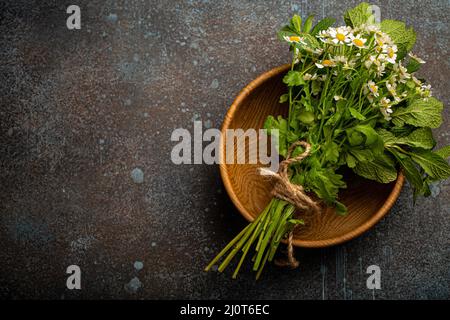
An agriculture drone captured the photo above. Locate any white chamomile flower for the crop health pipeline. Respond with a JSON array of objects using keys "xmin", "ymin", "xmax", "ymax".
[
  {"xmin": 283, "ymin": 35, "xmax": 306, "ymax": 45},
  {"xmin": 333, "ymin": 95, "xmax": 346, "ymax": 101},
  {"xmin": 367, "ymin": 80, "xmax": 380, "ymax": 97},
  {"xmin": 303, "ymin": 73, "xmax": 318, "ymax": 81},
  {"xmin": 364, "ymin": 24, "xmax": 381, "ymax": 34},
  {"xmin": 420, "ymin": 84, "xmax": 432, "ymax": 98},
  {"xmin": 393, "ymin": 63, "xmax": 411, "ymax": 83},
  {"xmin": 385, "ymin": 45, "xmax": 398, "ymax": 64},
  {"xmin": 334, "ymin": 56, "xmax": 348, "ymax": 64},
  {"xmin": 408, "ymin": 52, "xmax": 426, "ymax": 64},
  {"xmin": 349, "ymin": 34, "xmax": 367, "ymax": 48},
  {"xmin": 412, "ymin": 75, "xmax": 422, "ymax": 86},
  {"xmin": 364, "ymin": 55, "xmax": 377, "ymax": 69},
  {"xmin": 379, "ymin": 97, "xmax": 393, "ymax": 120},
  {"xmin": 329, "ymin": 27, "xmax": 352, "ymax": 45},
  {"xmin": 315, "ymin": 59, "xmax": 336, "ymax": 69},
  {"xmin": 386, "ymin": 82, "xmax": 401, "ymax": 102}
]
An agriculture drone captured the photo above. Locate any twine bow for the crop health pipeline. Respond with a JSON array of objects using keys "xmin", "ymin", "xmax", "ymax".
[{"xmin": 258, "ymin": 141, "xmax": 321, "ymax": 269}]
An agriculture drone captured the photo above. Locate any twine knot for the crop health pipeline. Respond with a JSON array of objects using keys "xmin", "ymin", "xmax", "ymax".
[{"xmin": 258, "ymin": 141, "xmax": 321, "ymax": 269}]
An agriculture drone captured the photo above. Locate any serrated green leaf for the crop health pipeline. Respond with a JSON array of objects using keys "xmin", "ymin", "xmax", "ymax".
[
  {"xmin": 303, "ymin": 15, "xmax": 314, "ymax": 33},
  {"xmin": 434, "ymin": 146, "xmax": 450, "ymax": 159},
  {"xmin": 324, "ymin": 141, "xmax": 339, "ymax": 164},
  {"xmin": 392, "ymin": 97, "xmax": 443, "ymax": 128},
  {"xmin": 346, "ymin": 153, "xmax": 357, "ymax": 168},
  {"xmin": 389, "ymin": 149, "xmax": 423, "ymax": 190},
  {"xmin": 349, "ymin": 107, "xmax": 366, "ymax": 120},
  {"xmin": 353, "ymin": 153, "xmax": 398, "ymax": 183},
  {"xmin": 350, "ymin": 148, "xmax": 374, "ymax": 163},
  {"xmin": 410, "ymin": 149, "xmax": 450, "ymax": 180},
  {"xmin": 343, "ymin": 2, "xmax": 373, "ymax": 27},
  {"xmin": 400, "ymin": 128, "xmax": 435, "ymax": 149},
  {"xmin": 307, "ymin": 168, "xmax": 346, "ymax": 204},
  {"xmin": 283, "ymin": 70, "xmax": 305, "ymax": 86},
  {"xmin": 311, "ymin": 17, "xmax": 336, "ymax": 36},
  {"xmin": 380, "ymin": 19, "xmax": 416, "ymax": 59},
  {"xmin": 291, "ymin": 15, "xmax": 302, "ymax": 33}
]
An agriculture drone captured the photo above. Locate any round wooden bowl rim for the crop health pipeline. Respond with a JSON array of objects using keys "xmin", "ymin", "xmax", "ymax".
[{"xmin": 219, "ymin": 64, "xmax": 405, "ymax": 248}]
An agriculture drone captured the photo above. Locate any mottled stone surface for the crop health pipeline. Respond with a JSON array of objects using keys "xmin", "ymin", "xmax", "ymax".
[{"xmin": 0, "ymin": 0, "xmax": 449, "ymax": 299}]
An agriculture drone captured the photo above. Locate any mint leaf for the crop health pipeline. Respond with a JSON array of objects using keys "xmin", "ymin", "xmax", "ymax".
[
  {"xmin": 379, "ymin": 128, "xmax": 435, "ymax": 150},
  {"xmin": 353, "ymin": 153, "xmax": 398, "ymax": 183},
  {"xmin": 392, "ymin": 97, "xmax": 443, "ymax": 128},
  {"xmin": 349, "ymin": 107, "xmax": 366, "ymax": 121},
  {"xmin": 303, "ymin": 15, "xmax": 315, "ymax": 33},
  {"xmin": 390, "ymin": 149, "xmax": 423, "ymax": 190},
  {"xmin": 311, "ymin": 17, "xmax": 336, "ymax": 36},
  {"xmin": 410, "ymin": 149, "xmax": 450, "ymax": 180},
  {"xmin": 344, "ymin": 3, "xmax": 374, "ymax": 27},
  {"xmin": 399, "ymin": 128, "xmax": 435, "ymax": 150},
  {"xmin": 380, "ymin": 19, "xmax": 416, "ymax": 59},
  {"xmin": 291, "ymin": 15, "xmax": 302, "ymax": 33},
  {"xmin": 435, "ymin": 146, "xmax": 450, "ymax": 159},
  {"xmin": 283, "ymin": 70, "xmax": 305, "ymax": 87}
]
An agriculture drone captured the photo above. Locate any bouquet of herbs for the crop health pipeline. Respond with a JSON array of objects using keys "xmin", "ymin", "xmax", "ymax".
[{"xmin": 205, "ymin": 3, "xmax": 450, "ymax": 279}]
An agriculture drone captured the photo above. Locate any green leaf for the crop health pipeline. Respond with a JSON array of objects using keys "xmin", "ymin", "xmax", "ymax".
[
  {"xmin": 391, "ymin": 97, "xmax": 443, "ymax": 128},
  {"xmin": 345, "ymin": 153, "xmax": 357, "ymax": 168},
  {"xmin": 298, "ymin": 110, "xmax": 315, "ymax": 125},
  {"xmin": 324, "ymin": 141, "xmax": 340, "ymax": 164},
  {"xmin": 349, "ymin": 148, "xmax": 374, "ymax": 163},
  {"xmin": 263, "ymin": 115, "xmax": 288, "ymax": 157},
  {"xmin": 343, "ymin": 2, "xmax": 374, "ymax": 27},
  {"xmin": 379, "ymin": 128, "xmax": 435, "ymax": 150},
  {"xmin": 389, "ymin": 149, "xmax": 423, "ymax": 190},
  {"xmin": 334, "ymin": 201, "xmax": 348, "ymax": 216},
  {"xmin": 303, "ymin": 15, "xmax": 314, "ymax": 33},
  {"xmin": 377, "ymin": 129, "xmax": 397, "ymax": 146},
  {"xmin": 307, "ymin": 168, "xmax": 346, "ymax": 204},
  {"xmin": 279, "ymin": 93, "xmax": 289, "ymax": 104},
  {"xmin": 291, "ymin": 15, "xmax": 302, "ymax": 33},
  {"xmin": 349, "ymin": 107, "xmax": 366, "ymax": 121},
  {"xmin": 311, "ymin": 17, "xmax": 335, "ymax": 36},
  {"xmin": 399, "ymin": 128, "xmax": 435, "ymax": 150},
  {"xmin": 380, "ymin": 19, "xmax": 416, "ymax": 59},
  {"xmin": 410, "ymin": 149, "xmax": 450, "ymax": 180},
  {"xmin": 406, "ymin": 58, "xmax": 422, "ymax": 73},
  {"xmin": 353, "ymin": 153, "xmax": 398, "ymax": 183},
  {"xmin": 347, "ymin": 124, "xmax": 380, "ymax": 146},
  {"xmin": 435, "ymin": 146, "xmax": 450, "ymax": 159},
  {"xmin": 283, "ymin": 70, "xmax": 305, "ymax": 87}
]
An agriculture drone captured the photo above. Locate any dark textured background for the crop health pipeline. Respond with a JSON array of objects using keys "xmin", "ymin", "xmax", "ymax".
[{"xmin": 0, "ymin": 0, "xmax": 449, "ymax": 299}]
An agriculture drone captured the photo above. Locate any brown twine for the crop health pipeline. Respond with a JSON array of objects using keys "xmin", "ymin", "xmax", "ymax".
[{"xmin": 258, "ymin": 141, "xmax": 321, "ymax": 269}]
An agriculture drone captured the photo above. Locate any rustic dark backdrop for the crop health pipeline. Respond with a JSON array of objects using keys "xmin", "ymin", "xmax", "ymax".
[{"xmin": 0, "ymin": 0, "xmax": 449, "ymax": 299}]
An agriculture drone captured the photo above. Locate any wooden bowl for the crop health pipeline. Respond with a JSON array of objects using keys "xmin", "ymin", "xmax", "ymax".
[{"xmin": 219, "ymin": 64, "xmax": 405, "ymax": 248}]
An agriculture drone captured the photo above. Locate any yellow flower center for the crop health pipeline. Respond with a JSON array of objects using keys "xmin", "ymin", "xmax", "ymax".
[
  {"xmin": 388, "ymin": 48, "xmax": 395, "ymax": 58},
  {"xmin": 353, "ymin": 39, "xmax": 364, "ymax": 47},
  {"xmin": 323, "ymin": 60, "xmax": 334, "ymax": 66},
  {"xmin": 289, "ymin": 36, "xmax": 301, "ymax": 42},
  {"xmin": 370, "ymin": 85, "xmax": 378, "ymax": 93},
  {"xmin": 336, "ymin": 33, "xmax": 346, "ymax": 41}
]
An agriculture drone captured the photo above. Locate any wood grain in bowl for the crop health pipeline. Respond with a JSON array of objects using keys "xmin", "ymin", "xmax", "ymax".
[{"xmin": 219, "ymin": 64, "xmax": 404, "ymax": 248}]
